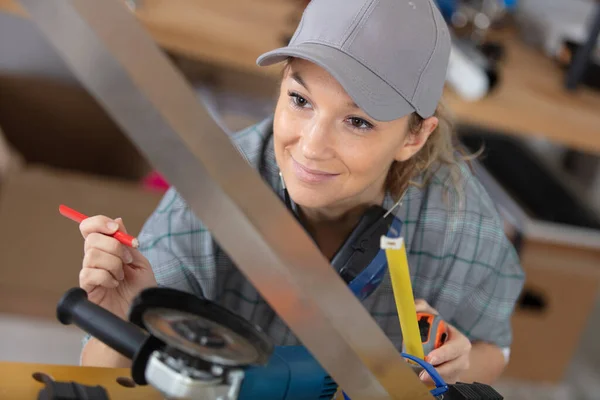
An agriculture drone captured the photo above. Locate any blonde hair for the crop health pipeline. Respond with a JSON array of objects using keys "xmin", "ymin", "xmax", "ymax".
[{"xmin": 386, "ymin": 100, "xmax": 471, "ymax": 200}]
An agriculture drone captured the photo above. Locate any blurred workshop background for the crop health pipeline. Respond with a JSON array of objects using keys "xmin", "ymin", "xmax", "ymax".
[{"xmin": 0, "ymin": 0, "xmax": 599, "ymax": 399}]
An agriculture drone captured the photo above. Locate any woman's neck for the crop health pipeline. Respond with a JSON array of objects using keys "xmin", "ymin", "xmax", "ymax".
[{"xmin": 298, "ymin": 191, "xmax": 386, "ymax": 260}]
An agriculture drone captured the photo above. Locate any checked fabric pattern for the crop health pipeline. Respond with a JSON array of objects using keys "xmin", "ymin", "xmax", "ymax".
[{"xmin": 136, "ymin": 116, "xmax": 525, "ymax": 352}]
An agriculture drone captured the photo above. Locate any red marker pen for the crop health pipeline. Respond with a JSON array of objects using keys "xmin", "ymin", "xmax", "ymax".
[{"xmin": 59, "ymin": 204, "xmax": 139, "ymax": 248}]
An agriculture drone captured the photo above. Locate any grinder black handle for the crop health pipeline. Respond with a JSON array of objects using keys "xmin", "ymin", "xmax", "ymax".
[{"xmin": 57, "ymin": 287, "xmax": 148, "ymax": 359}]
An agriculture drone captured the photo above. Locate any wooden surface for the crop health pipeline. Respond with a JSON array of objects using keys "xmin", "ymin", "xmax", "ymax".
[
  {"xmin": 503, "ymin": 238, "xmax": 600, "ymax": 382},
  {"xmin": 444, "ymin": 29, "xmax": 600, "ymax": 155},
  {"xmin": 0, "ymin": 0, "xmax": 299, "ymax": 78},
  {"xmin": 0, "ymin": 361, "xmax": 163, "ymax": 399},
  {"xmin": 139, "ymin": 0, "xmax": 299, "ymax": 75},
  {"xmin": 0, "ymin": 0, "xmax": 25, "ymax": 17},
  {"xmin": 2, "ymin": 1, "xmax": 600, "ymax": 154}
]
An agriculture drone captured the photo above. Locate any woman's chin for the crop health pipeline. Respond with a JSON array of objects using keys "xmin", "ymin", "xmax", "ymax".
[{"xmin": 288, "ymin": 189, "xmax": 337, "ymax": 210}]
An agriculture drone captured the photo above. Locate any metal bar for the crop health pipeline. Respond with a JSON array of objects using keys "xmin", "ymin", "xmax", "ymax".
[{"xmin": 16, "ymin": 1, "xmax": 433, "ymax": 399}]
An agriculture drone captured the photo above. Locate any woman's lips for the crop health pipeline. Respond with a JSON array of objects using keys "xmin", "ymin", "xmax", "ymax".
[{"xmin": 291, "ymin": 158, "xmax": 339, "ymax": 184}]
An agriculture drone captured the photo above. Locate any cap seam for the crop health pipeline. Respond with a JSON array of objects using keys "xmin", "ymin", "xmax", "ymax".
[
  {"xmin": 289, "ymin": 10, "xmax": 306, "ymax": 44},
  {"xmin": 341, "ymin": 0, "xmax": 378, "ymax": 50},
  {"xmin": 301, "ymin": 38, "xmax": 350, "ymax": 49},
  {"xmin": 339, "ymin": 0, "xmax": 374, "ymax": 47},
  {"xmin": 411, "ymin": 1, "xmax": 440, "ymax": 113},
  {"xmin": 343, "ymin": 44, "xmax": 412, "ymax": 104}
]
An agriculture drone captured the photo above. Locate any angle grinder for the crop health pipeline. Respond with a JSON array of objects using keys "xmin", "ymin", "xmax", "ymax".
[{"xmin": 54, "ymin": 286, "xmax": 503, "ymax": 400}]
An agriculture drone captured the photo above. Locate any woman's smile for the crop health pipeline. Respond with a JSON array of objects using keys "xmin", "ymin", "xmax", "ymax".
[{"xmin": 291, "ymin": 156, "xmax": 340, "ymax": 184}]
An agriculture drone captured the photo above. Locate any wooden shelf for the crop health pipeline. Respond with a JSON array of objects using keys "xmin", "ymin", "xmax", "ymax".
[{"xmin": 445, "ymin": 29, "xmax": 600, "ymax": 155}]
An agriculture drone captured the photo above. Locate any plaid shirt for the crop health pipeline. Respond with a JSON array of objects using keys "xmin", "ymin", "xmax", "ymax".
[{"xmin": 138, "ymin": 116, "xmax": 524, "ymax": 352}]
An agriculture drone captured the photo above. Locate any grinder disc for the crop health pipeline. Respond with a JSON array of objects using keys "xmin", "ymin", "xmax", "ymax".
[{"xmin": 128, "ymin": 287, "xmax": 273, "ymax": 367}]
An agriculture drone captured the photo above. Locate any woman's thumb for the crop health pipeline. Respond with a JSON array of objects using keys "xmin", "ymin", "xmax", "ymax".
[
  {"xmin": 115, "ymin": 217, "xmax": 129, "ymax": 234},
  {"xmin": 115, "ymin": 218, "xmax": 149, "ymax": 267}
]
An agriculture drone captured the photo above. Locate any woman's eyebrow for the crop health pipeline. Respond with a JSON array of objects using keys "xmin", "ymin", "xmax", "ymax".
[
  {"xmin": 291, "ymin": 72, "xmax": 310, "ymax": 92},
  {"xmin": 347, "ymin": 100, "xmax": 359, "ymax": 109},
  {"xmin": 291, "ymin": 70, "xmax": 359, "ymax": 109}
]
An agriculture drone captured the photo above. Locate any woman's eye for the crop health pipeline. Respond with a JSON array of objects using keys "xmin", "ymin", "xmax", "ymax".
[
  {"xmin": 348, "ymin": 117, "xmax": 373, "ymax": 130},
  {"xmin": 295, "ymin": 95, "xmax": 307, "ymax": 106},
  {"xmin": 289, "ymin": 92, "xmax": 311, "ymax": 109}
]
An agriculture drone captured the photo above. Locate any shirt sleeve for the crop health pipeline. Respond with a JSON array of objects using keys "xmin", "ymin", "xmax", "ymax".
[
  {"xmin": 450, "ymin": 238, "xmax": 524, "ymax": 349},
  {"xmin": 137, "ymin": 187, "xmax": 214, "ymax": 298},
  {"xmin": 445, "ymin": 176, "xmax": 526, "ymax": 350}
]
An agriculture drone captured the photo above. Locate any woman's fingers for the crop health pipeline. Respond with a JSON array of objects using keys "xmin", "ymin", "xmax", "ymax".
[
  {"xmin": 115, "ymin": 217, "xmax": 128, "ymax": 234},
  {"xmin": 420, "ymin": 354, "xmax": 470, "ymax": 384},
  {"xmin": 79, "ymin": 215, "xmax": 119, "ymax": 239},
  {"xmin": 418, "ymin": 323, "xmax": 472, "ymax": 385},
  {"xmin": 414, "ymin": 299, "xmax": 437, "ymax": 314},
  {"xmin": 79, "ymin": 267, "xmax": 119, "ymax": 293},
  {"xmin": 82, "ymin": 247, "xmax": 126, "ymax": 281},
  {"xmin": 426, "ymin": 325, "xmax": 471, "ymax": 365},
  {"xmin": 84, "ymin": 233, "xmax": 134, "ymax": 265}
]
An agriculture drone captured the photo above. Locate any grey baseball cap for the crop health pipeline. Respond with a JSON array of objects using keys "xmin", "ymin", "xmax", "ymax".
[{"xmin": 256, "ymin": 0, "xmax": 451, "ymax": 121}]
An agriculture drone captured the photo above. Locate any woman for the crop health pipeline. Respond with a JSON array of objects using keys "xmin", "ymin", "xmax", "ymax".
[{"xmin": 77, "ymin": 0, "xmax": 524, "ymax": 386}]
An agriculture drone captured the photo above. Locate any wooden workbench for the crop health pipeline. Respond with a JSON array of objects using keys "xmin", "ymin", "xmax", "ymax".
[
  {"xmin": 0, "ymin": 361, "xmax": 163, "ymax": 399},
  {"xmin": 2, "ymin": 0, "xmax": 600, "ymax": 154},
  {"xmin": 0, "ymin": 361, "xmax": 353, "ymax": 399}
]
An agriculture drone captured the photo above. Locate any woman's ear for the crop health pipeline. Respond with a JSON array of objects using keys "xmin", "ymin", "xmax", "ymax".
[{"xmin": 394, "ymin": 116, "xmax": 438, "ymax": 162}]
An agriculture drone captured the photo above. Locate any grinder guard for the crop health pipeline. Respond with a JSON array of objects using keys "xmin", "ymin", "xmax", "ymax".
[{"xmin": 56, "ymin": 287, "xmax": 337, "ymax": 400}]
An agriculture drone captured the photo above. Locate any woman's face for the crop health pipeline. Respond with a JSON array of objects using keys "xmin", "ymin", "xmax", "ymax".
[{"xmin": 273, "ymin": 59, "xmax": 431, "ymax": 212}]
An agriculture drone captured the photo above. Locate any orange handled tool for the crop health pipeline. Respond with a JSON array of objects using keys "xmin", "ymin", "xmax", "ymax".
[{"xmin": 418, "ymin": 312, "xmax": 449, "ymax": 356}]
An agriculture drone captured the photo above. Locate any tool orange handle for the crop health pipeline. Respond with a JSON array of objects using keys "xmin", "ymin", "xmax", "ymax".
[{"xmin": 417, "ymin": 312, "xmax": 449, "ymax": 355}]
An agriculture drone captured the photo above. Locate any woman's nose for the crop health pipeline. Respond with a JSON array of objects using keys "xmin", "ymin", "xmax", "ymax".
[{"xmin": 301, "ymin": 122, "xmax": 334, "ymax": 160}]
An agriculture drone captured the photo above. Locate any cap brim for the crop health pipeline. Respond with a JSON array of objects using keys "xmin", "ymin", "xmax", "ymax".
[{"xmin": 257, "ymin": 43, "xmax": 416, "ymax": 121}]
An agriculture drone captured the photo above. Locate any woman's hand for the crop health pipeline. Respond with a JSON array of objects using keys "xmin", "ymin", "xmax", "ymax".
[
  {"xmin": 79, "ymin": 215, "xmax": 157, "ymax": 320},
  {"xmin": 414, "ymin": 299, "xmax": 472, "ymax": 384}
]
